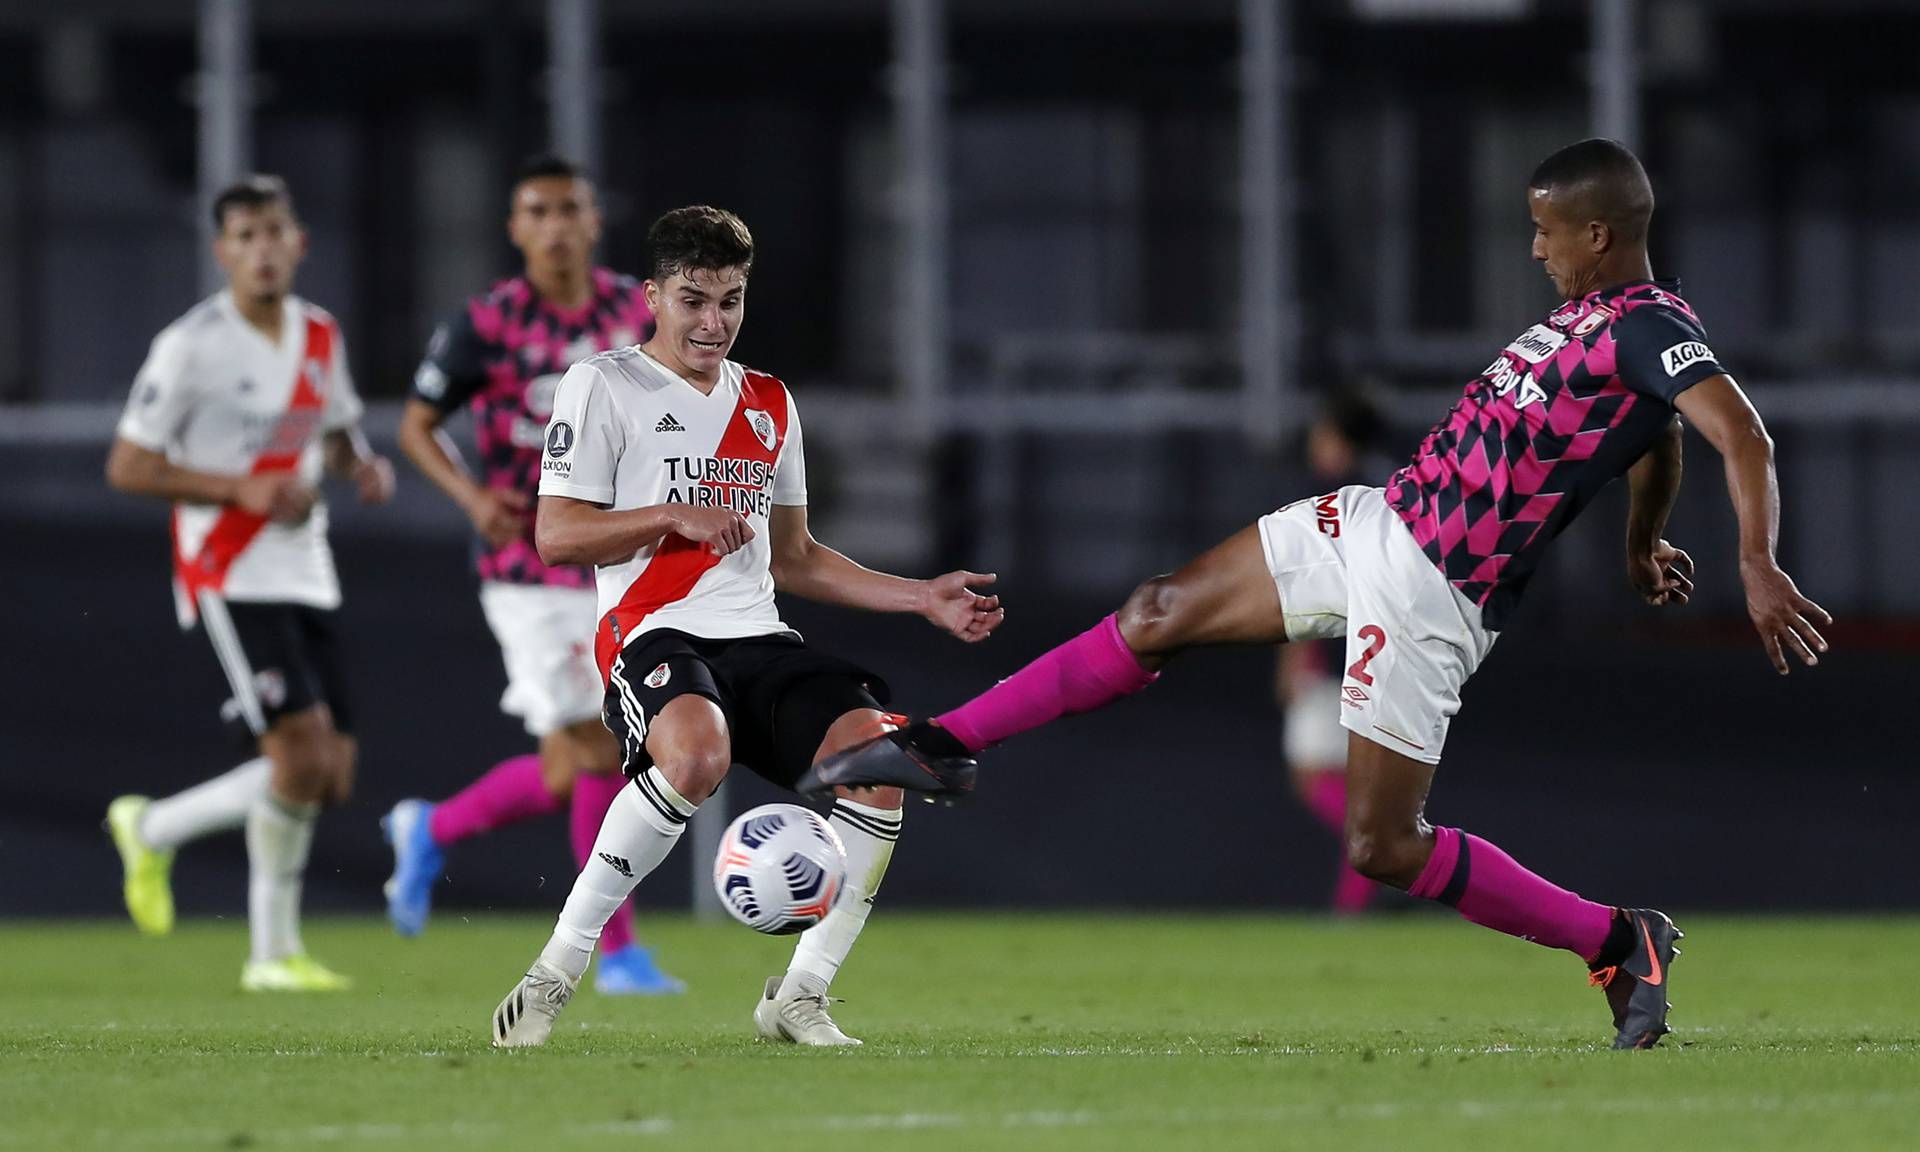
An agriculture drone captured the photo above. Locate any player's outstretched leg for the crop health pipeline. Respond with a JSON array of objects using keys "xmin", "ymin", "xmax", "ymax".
[
  {"xmin": 492, "ymin": 696, "xmax": 721, "ymax": 1047},
  {"xmin": 242, "ymin": 707, "xmax": 352, "ymax": 992},
  {"xmin": 106, "ymin": 757, "xmax": 271, "ymax": 936},
  {"xmin": 1344, "ymin": 733, "xmax": 1680, "ymax": 1049},
  {"xmin": 803, "ymin": 524, "xmax": 1288, "ymax": 796},
  {"xmin": 761, "ymin": 711, "xmax": 905, "ymax": 1046},
  {"xmin": 383, "ymin": 753, "xmax": 556, "ymax": 937}
]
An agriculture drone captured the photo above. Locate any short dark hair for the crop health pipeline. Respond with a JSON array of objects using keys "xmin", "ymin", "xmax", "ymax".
[
  {"xmin": 1324, "ymin": 385, "xmax": 1385, "ymax": 450},
  {"xmin": 512, "ymin": 154, "xmax": 587, "ymax": 190},
  {"xmin": 1528, "ymin": 138, "xmax": 1655, "ymax": 244},
  {"xmin": 211, "ymin": 174, "xmax": 294, "ymax": 230},
  {"xmin": 646, "ymin": 205, "xmax": 754, "ymax": 282}
]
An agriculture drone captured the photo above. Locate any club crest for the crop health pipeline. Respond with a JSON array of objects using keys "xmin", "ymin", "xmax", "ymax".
[{"xmin": 744, "ymin": 408, "xmax": 777, "ymax": 452}]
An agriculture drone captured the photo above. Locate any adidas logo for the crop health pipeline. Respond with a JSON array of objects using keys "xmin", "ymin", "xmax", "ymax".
[
  {"xmin": 654, "ymin": 413, "xmax": 686, "ymax": 433},
  {"xmin": 597, "ymin": 852, "xmax": 633, "ymax": 878}
]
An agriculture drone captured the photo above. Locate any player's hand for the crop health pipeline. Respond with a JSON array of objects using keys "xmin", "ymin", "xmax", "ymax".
[
  {"xmin": 1627, "ymin": 538, "xmax": 1694, "ymax": 606},
  {"xmin": 467, "ymin": 486, "xmax": 531, "ymax": 550},
  {"xmin": 235, "ymin": 472, "xmax": 315, "ymax": 525},
  {"xmin": 670, "ymin": 505, "xmax": 755, "ymax": 557},
  {"xmin": 352, "ymin": 454, "xmax": 396, "ymax": 506},
  {"xmin": 1739, "ymin": 558, "xmax": 1831, "ymax": 675},
  {"xmin": 921, "ymin": 571, "xmax": 1002, "ymax": 643}
]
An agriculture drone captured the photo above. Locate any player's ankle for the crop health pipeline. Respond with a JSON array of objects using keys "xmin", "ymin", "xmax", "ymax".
[{"xmin": 1587, "ymin": 908, "xmax": 1635, "ymax": 970}]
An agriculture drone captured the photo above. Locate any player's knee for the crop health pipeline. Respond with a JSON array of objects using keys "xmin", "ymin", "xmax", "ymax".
[
  {"xmin": 1344, "ymin": 823, "xmax": 1424, "ymax": 888},
  {"xmin": 1117, "ymin": 576, "xmax": 1185, "ymax": 655},
  {"xmin": 266, "ymin": 710, "xmax": 334, "ymax": 788},
  {"xmin": 656, "ymin": 745, "xmax": 730, "ymax": 804}
]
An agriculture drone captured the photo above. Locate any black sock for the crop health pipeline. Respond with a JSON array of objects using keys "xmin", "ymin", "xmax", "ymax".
[
  {"xmin": 1590, "ymin": 909, "xmax": 1635, "ymax": 970},
  {"xmin": 912, "ymin": 720, "xmax": 972, "ymax": 758}
]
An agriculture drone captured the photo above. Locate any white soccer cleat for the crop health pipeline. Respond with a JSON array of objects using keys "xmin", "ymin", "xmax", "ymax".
[
  {"xmin": 491, "ymin": 960, "xmax": 576, "ymax": 1049},
  {"xmin": 753, "ymin": 975, "xmax": 862, "ymax": 1047}
]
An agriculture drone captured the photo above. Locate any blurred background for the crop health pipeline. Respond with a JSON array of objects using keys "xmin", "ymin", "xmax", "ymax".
[{"xmin": 1, "ymin": 0, "xmax": 1912, "ymax": 920}]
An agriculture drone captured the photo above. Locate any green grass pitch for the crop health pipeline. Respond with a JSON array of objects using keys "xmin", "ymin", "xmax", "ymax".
[{"xmin": 3, "ymin": 913, "xmax": 1917, "ymax": 1150}]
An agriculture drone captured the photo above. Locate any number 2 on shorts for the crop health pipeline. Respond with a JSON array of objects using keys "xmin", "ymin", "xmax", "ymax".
[{"xmin": 1346, "ymin": 624, "xmax": 1387, "ymax": 686}]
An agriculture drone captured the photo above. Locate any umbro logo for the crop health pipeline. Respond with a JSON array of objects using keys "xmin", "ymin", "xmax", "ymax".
[
  {"xmin": 655, "ymin": 413, "xmax": 686, "ymax": 433},
  {"xmin": 597, "ymin": 852, "xmax": 633, "ymax": 878}
]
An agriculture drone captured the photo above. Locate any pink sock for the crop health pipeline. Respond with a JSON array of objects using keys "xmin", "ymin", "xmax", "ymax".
[
  {"xmin": 936, "ymin": 614, "xmax": 1159, "ymax": 751},
  {"xmin": 428, "ymin": 754, "xmax": 561, "ymax": 846},
  {"xmin": 1410, "ymin": 826, "xmax": 1614, "ymax": 961},
  {"xmin": 571, "ymin": 771, "xmax": 639, "ymax": 954},
  {"xmin": 1302, "ymin": 774, "xmax": 1376, "ymax": 914}
]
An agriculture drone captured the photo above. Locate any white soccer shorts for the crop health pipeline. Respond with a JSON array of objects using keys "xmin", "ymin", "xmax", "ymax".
[
  {"xmin": 477, "ymin": 583, "xmax": 606, "ymax": 738},
  {"xmin": 1257, "ymin": 485, "xmax": 1498, "ymax": 765}
]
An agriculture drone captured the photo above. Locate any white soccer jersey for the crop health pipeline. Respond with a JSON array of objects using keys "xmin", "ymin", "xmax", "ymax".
[
  {"xmin": 538, "ymin": 347, "xmax": 806, "ymax": 676},
  {"xmin": 116, "ymin": 291, "xmax": 365, "ymax": 627}
]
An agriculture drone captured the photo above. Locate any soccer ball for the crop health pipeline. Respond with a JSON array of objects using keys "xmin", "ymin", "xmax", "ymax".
[{"xmin": 712, "ymin": 803, "xmax": 848, "ymax": 935}]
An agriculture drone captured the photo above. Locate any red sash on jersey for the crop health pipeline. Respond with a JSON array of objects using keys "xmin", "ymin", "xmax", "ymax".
[
  {"xmin": 173, "ymin": 316, "xmax": 332, "ymax": 622},
  {"xmin": 594, "ymin": 371, "xmax": 790, "ymax": 683}
]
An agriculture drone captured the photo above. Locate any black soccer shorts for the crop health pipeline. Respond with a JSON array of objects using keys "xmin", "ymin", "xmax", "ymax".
[
  {"xmin": 196, "ymin": 597, "xmax": 353, "ymax": 738},
  {"xmin": 601, "ymin": 629, "xmax": 889, "ymax": 790}
]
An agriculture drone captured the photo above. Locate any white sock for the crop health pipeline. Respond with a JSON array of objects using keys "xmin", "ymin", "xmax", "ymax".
[
  {"xmin": 246, "ymin": 791, "xmax": 318, "ymax": 964},
  {"xmin": 779, "ymin": 798, "xmax": 902, "ymax": 998},
  {"xmin": 537, "ymin": 769, "xmax": 695, "ymax": 983},
  {"xmin": 140, "ymin": 757, "xmax": 271, "ymax": 851}
]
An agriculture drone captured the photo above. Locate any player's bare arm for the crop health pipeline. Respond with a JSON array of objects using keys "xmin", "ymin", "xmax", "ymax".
[
  {"xmin": 396, "ymin": 398, "xmax": 526, "ymax": 548},
  {"xmin": 1673, "ymin": 373, "xmax": 1831, "ymax": 673},
  {"xmin": 768, "ymin": 504, "xmax": 1002, "ymax": 643},
  {"xmin": 106, "ymin": 437, "xmax": 313, "ymax": 524},
  {"xmin": 534, "ymin": 494, "xmax": 750, "ymax": 566},
  {"xmin": 323, "ymin": 426, "xmax": 395, "ymax": 505},
  {"xmin": 1623, "ymin": 415, "xmax": 1693, "ymax": 606}
]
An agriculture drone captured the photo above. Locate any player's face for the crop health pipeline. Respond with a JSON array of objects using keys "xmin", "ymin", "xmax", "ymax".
[
  {"xmin": 214, "ymin": 201, "xmax": 305, "ymax": 303},
  {"xmin": 509, "ymin": 176, "xmax": 601, "ymax": 279},
  {"xmin": 645, "ymin": 266, "xmax": 747, "ymax": 379},
  {"xmin": 1528, "ymin": 189, "xmax": 1599, "ymax": 301}
]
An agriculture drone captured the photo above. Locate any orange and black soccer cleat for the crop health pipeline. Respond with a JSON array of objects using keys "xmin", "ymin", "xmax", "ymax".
[
  {"xmin": 796, "ymin": 719, "xmax": 978, "ymax": 799},
  {"xmin": 1589, "ymin": 907, "xmax": 1684, "ymax": 1050}
]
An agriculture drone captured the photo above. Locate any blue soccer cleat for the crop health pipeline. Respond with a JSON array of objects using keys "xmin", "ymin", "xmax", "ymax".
[
  {"xmin": 381, "ymin": 799, "xmax": 445, "ymax": 938},
  {"xmin": 594, "ymin": 944, "xmax": 687, "ymax": 996}
]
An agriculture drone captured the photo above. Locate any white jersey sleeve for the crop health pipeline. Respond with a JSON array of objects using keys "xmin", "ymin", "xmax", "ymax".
[
  {"xmin": 321, "ymin": 324, "xmax": 365, "ymax": 432},
  {"xmin": 771, "ymin": 394, "xmax": 807, "ymax": 506},
  {"xmin": 540, "ymin": 361, "xmax": 621, "ymax": 505},
  {"xmin": 116, "ymin": 326, "xmax": 200, "ymax": 451}
]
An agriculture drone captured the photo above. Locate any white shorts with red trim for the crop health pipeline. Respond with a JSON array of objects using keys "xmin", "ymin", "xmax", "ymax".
[
  {"xmin": 1256, "ymin": 485, "xmax": 1498, "ymax": 765},
  {"xmin": 478, "ymin": 582, "xmax": 605, "ymax": 737}
]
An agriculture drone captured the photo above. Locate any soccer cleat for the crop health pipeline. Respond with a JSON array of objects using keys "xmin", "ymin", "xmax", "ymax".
[
  {"xmin": 753, "ymin": 976, "xmax": 862, "ymax": 1047},
  {"xmin": 1588, "ymin": 907, "xmax": 1683, "ymax": 1049},
  {"xmin": 594, "ymin": 944, "xmax": 687, "ymax": 996},
  {"xmin": 381, "ymin": 799, "xmax": 445, "ymax": 938},
  {"xmin": 106, "ymin": 795, "xmax": 175, "ymax": 937},
  {"xmin": 491, "ymin": 961, "xmax": 576, "ymax": 1048},
  {"xmin": 241, "ymin": 954, "xmax": 353, "ymax": 992},
  {"xmin": 795, "ymin": 720, "xmax": 978, "ymax": 798}
]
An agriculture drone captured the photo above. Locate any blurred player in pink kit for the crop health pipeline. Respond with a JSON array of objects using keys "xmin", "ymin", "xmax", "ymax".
[{"xmin": 386, "ymin": 156, "xmax": 679, "ymax": 994}]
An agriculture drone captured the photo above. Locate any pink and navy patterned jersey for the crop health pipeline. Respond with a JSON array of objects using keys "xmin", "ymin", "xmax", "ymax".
[
  {"xmin": 412, "ymin": 267, "xmax": 653, "ymax": 586},
  {"xmin": 1383, "ymin": 279, "xmax": 1725, "ymax": 630}
]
